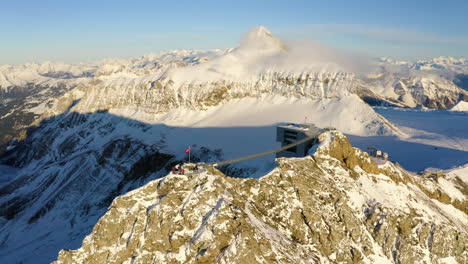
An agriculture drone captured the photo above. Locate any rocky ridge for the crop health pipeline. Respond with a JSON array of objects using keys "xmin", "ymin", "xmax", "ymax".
[{"xmin": 54, "ymin": 131, "xmax": 467, "ymax": 263}]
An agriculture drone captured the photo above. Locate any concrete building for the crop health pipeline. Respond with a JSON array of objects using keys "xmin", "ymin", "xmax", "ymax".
[{"xmin": 276, "ymin": 123, "xmax": 321, "ymax": 158}]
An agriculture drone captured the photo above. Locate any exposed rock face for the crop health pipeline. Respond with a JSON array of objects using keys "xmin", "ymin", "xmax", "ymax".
[
  {"xmin": 361, "ymin": 74, "xmax": 468, "ymax": 109},
  {"xmin": 54, "ymin": 131, "xmax": 467, "ymax": 263},
  {"xmin": 70, "ymin": 71, "xmax": 358, "ymax": 115},
  {"xmin": 394, "ymin": 77, "xmax": 466, "ymax": 109}
]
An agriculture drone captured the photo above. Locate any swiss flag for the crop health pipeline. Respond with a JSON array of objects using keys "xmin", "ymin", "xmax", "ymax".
[{"xmin": 185, "ymin": 146, "xmax": 190, "ymax": 154}]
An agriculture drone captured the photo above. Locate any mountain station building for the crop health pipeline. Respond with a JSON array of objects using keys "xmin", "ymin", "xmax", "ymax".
[{"xmin": 276, "ymin": 123, "xmax": 321, "ymax": 158}]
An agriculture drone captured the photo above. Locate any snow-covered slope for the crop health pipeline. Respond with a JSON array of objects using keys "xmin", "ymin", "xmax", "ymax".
[
  {"xmin": 0, "ymin": 50, "xmax": 225, "ymax": 92},
  {"xmin": 0, "ymin": 61, "xmax": 94, "ymax": 90},
  {"xmin": 346, "ymin": 106, "xmax": 468, "ymax": 171},
  {"xmin": 363, "ymin": 59, "xmax": 468, "ymax": 109},
  {"xmin": 53, "ymin": 131, "xmax": 468, "ymax": 263},
  {"xmin": 379, "ymin": 57, "xmax": 468, "ymax": 74},
  {"xmin": 370, "ymin": 57, "xmax": 468, "ymax": 108},
  {"xmin": 413, "ymin": 57, "xmax": 468, "ymax": 73},
  {"xmin": 0, "ymin": 49, "xmax": 226, "ymax": 149},
  {"xmin": 446, "ymin": 164, "xmax": 468, "ymax": 185},
  {"xmin": 449, "ymin": 100, "xmax": 468, "ymax": 112},
  {"xmin": 110, "ymin": 94, "xmax": 395, "ymax": 136}
]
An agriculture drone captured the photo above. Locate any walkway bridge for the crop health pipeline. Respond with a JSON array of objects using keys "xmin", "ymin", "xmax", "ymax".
[
  {"xmin": 210, "ymin": 133, "xmax": 320, "ymax": 167},
  {"xmin": 177, "ymin": 126, "xmax": 330, "ymax": 175}
]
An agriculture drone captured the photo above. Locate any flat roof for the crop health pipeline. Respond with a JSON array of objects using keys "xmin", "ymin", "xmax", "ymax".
[{"xmin": 278, "ymin": 123, "xmax": 317, "ymax": 131}]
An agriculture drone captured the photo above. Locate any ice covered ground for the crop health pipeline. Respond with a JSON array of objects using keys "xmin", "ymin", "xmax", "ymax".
[
  {"xmin": 349, "ymin": 106, "xmax": 468, "ymax": 171},
  {"xmin": 447, "ymin": 164, "xmax": 468, "ymax": 185},
  {"xmin": 375, "ymin": 107, "xmax": 468, "ymax": 151}
]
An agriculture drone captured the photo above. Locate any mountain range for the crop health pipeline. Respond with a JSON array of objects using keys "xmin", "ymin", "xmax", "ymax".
[{"xmin": 0, "ymin": 26, "xmax": 466, "ymax": 263}]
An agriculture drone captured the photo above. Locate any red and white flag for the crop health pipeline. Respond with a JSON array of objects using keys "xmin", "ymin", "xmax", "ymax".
[{"xmin": 184, "ymin": 146, "xmax": 190, "ymax": 154}]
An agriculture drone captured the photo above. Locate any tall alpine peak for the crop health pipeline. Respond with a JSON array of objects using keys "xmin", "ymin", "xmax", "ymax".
[
  {"xmin": 251, "ymin": 25, "xmax": 273, "ymax": 37},
  {"xmin": 239, "ymin": 26, "xmax": 287, "ymax": 51}
]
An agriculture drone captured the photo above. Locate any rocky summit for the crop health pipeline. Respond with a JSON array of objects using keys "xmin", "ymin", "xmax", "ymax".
[{"xmin": 54, "ymin": 131, "xmax": 467, "ymax": 263}]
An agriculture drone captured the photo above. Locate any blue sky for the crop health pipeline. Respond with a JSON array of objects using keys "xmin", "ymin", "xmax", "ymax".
[{"xmin": 1, "ymin": 0, "xmax": 467, "ymax": 64}]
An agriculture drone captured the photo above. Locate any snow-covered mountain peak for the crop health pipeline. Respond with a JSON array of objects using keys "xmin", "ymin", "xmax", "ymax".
[
  {"xmin": 239, "ymin": 26, "xmax": 287, "ymax": 52},
  {"xmin": 167, "ymin": 27, "xmax": 356, "ymax": 85}
]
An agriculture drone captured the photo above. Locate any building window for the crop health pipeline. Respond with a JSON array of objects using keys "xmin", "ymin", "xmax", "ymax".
[{"xmin": 284, "ymin": 140, "xmax": 297, "ymax": 153}]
